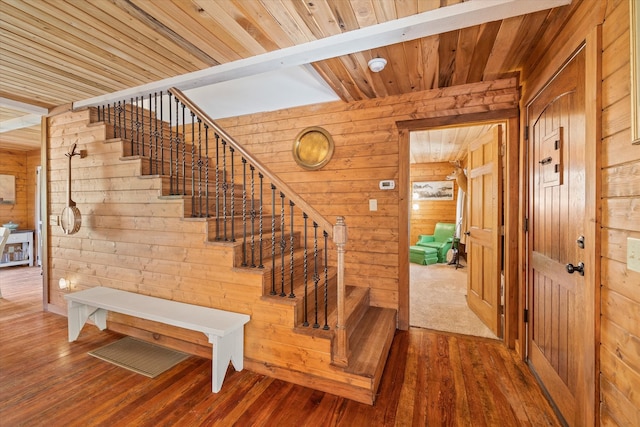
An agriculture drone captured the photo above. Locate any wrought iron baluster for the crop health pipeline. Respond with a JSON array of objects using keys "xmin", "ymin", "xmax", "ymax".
[
  {"xmin": 323, "ymin": 230, "xmax": 329, "ymax": 330},
  {"xmin": 229, "ymin": 147, "xmax": 235, "ymax": 241},
  {"xmin": 250, "ymin": 165, "xmax": 256, "ymax": 267},
  {"xmin": 113, "ymin": 101, "xmax": 119, "ymax": 138},
  {"xmin": 147, "ymin": 93, "xmax": 152, "ymax": 159},
  {"xmin": 204, "ymin": 124, "xmax": 209, "ymax": 218},
  {"xmin": 222, "ymin": 140, "xmax": 228, "ymax": 240},
  {"xmin": 303, "ymin": 214, "xmax": 309, "ymax": 326},
  {"xmin": 121, "ymin": 100, "xmax": 126, "ymax": 141},
  {"xmin": 197, "ymin": 119, "xmax": 203, "ymax": 217},
  {"xmin": 181, "ymin": 103, "xmax": 186, "ymax": 195},
  {"xmin": 215, "ymin": 134, "xmax": 221, "ymax": 240},
  {"xmin": 135, "ymin": 97, "xmax": 141, "ymax": 155},
  {"xmin": 289, "ymin": 201, "xmax": 295, "ymax": 298},
  {"xmin": 153, "ymin": 92, "xmax": 158, "ymax": 174},
  {"xmin": 190, "ymin": 112, "xmax": 196, "ymax": 217},
  {"xmin": 173, "ymin": 96, "xmax": 180, "ymax": 195},
  {"xmin": 160, "ymin": 91, "xmax": 164, "ymax": 176},
  {"xmin": 129, "ymin": 98, "xmax": 134, "ymax": 153},
  {"xmin": 258, "ymin": 173, "xmax": 264, "ymax": 268},
  {"xmin": 241, "ymin": 158, "xmax": 248, "ymax": 267},
  {"xmin": 116, "ymin": 101, "xmax": 122, "ymax": 139},
  {"xmin": 280, "ymin": 192, "xmax": 286, "ymax": 297},
  {"xmin": 270, "ymin": 184, "xmax": 276, "ymax": 295},
  {"xmin": 313, "ymin": 222, "xmax": 320, "ymax": 328},
  {"xmin": 140, "ymin": 98, "xmax": 145, "ymax": 157},
  {"xmin": 168, "ymin": 94, "xmax": 173, "ymax": 190}
]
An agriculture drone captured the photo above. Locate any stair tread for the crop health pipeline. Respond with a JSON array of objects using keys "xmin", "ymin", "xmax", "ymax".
[{"xmin": 345, "ymin": 307, "xmax": 397, "ymax": 377}]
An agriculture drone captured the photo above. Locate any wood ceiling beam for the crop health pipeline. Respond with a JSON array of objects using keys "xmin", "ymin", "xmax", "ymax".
[
  {"xmin": 0, "ymin": 114, "xmax": 42, "ymax": 133},
  {"xmin": 0, "ymin": 98, "xmax": 48, "ymax": 116}
]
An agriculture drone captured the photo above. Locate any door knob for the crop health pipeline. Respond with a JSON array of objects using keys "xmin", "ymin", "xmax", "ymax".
[
  {"xmin": 566, "ymin": 262, "xmax": 585, "ymax": 276},
  {"xmin": 464, "ymin": 231, "xmax": 470, "ymax": 236}
]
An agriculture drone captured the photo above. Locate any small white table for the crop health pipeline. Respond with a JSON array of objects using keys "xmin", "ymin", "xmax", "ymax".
[
  {"xmin": 0, "ymin": 229, "xmax": 34, "ymax": 267},
  {"xmin": 64, "ymin": 286, "xmax": 250, "ymax": 392}
]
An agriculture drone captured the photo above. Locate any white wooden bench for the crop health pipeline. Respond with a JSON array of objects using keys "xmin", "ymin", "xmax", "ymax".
[{"xmin": 64, "ymin": 286, "xmax": 250, "ymax": 393}]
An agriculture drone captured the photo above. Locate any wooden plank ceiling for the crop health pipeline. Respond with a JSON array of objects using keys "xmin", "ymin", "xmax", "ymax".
[{"xmin": 0, "ymin": 0, "xmax": 578, "ymax": 153}]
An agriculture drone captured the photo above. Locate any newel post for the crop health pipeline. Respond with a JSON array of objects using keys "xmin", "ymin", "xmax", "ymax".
[{"xmin": 333, "ymin": 216, "xmax": 348, "ymax": 367}]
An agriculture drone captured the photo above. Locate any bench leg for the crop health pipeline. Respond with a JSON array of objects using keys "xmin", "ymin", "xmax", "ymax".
[
  {"xmin": 207, "ymin": 328, "xmax": 244, "ymax": 393},
  {"xmin": 67, "ymin": 301, "xmax": 107, "ymax": 342}
]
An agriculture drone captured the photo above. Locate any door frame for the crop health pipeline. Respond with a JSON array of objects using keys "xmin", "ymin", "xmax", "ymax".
[{"xmin": 397, "ymin": 110, "xmax": 520, "ymax": 349}]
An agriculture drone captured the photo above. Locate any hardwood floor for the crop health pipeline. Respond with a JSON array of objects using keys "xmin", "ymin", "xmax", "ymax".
[{"xmin": 0, "ymin": 266, "xmax": 560, "ymax": 426}]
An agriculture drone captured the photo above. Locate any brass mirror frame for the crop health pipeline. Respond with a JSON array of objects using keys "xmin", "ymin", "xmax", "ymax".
[{"xmin": 292, "ymin": 126, "xmax": 335, "ymax": 170}]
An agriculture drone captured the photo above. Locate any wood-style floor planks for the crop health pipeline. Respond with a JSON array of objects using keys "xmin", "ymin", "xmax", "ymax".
[{"xmin": 0, "ymin": 266, "xmax": 561, "ymax": 426}]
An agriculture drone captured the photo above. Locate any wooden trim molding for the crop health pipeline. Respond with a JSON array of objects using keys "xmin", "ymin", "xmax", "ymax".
[
  {"xmin": 582, "ymin": 24, "xmax": 602, "ymax": 426},
  {"xmin": 631, "ymin": 0, "xmax": 640, "ymax": 144}
]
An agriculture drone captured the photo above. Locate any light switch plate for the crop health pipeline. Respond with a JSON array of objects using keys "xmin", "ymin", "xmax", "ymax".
[
  {"xmin": 628, "ymin": 237, "xmax": 640, "ymax": 273},
  {"xmin": 49, "ymin": 215, "xmax": 59, "ymax": 226},
  {"xmin": 369, "ymin": 199, "xmax": 377, "ymax": 211}
]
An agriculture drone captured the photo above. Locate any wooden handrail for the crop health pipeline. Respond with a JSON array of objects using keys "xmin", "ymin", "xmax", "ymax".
[{"xmin": 169, "ymin": 88, "xmax": 334, "ymax": 237}]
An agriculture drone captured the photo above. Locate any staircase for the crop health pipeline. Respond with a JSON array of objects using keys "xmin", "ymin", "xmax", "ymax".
[{"xmin": 75, "ymin": 90, "xmax": 396, "ymax": 404}]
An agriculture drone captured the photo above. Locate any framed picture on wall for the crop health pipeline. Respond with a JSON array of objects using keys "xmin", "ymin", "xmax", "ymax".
[
  {"xmin": 412, "ymin": 181, "xmax": 454, "ymax": 201},
  {"xmin": 0, "ymin": 175, "xmax": 16, "ymax": 204}
]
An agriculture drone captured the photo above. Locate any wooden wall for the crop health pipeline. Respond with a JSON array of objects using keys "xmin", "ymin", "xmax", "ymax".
[
  {"xmin": 216, "ymin": 78, "xmax": 519, "ymax": 309},
  {"xmin": 409, "ymin": 162, "xmax": 457, "ymax": 246},
  {"xmin": 599, "ymin": 0, "xmax": 640, "ymax": 424},
  {"xmin": 521, "ymin": 0, "xmax": 640, "ymax": 424},
  {"xmin": 0, "ymin": 149, "xmax": 40, "ymax": 229},
  {"xmin": 44, "ymin": 82, "xmax": 518, "ymax": 402}
]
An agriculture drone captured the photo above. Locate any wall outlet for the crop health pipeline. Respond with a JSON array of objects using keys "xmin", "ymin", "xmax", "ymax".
[
  {"xmin": 369, "ymin": 199, "xmax": 377, "ymax": 211},
  {"xmin": 628, "ymin": 237, "xmax": 640, "ymax": 273}
]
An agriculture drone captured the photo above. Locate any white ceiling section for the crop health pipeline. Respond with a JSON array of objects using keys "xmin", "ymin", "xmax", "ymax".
[{"xmin": 184, "ymin": 65, "xmax": 339, "ymax": 120}]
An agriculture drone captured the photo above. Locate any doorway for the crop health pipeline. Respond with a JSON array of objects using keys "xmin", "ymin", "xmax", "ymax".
[
  {"xmin": 398, "ymin": 113, "xmax": 520, "ymax": 348},
  {"xmin": 408, "ymin": 124, "xmax": 501, "ymax": 339}
]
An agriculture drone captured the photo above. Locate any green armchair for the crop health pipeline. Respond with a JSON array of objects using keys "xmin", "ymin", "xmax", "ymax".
[{"xmin": 416, "ymin": 222, "xmax": 456, "ymax": 263}]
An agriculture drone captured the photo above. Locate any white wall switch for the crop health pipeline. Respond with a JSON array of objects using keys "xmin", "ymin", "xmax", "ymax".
[
  {"xmin": 628, "ymin": 237, "xmax": 640, "ymax": 273},
  {"xmin": 369, "ymin": 199, "xmax": 377, "ymax": 211},
  {"xmin": 49, "ymin": 215, "xmax": 59, "ymax": 226}
]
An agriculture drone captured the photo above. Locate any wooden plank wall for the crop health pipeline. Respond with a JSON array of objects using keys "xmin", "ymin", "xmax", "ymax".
[
  {"xmin": 45, "ymin": 109, "xmax": 377, "ymax": 402},
  {"xmin": 216, "ymin": 78, "xmax": 519, "ymax": 309},
  {"xmin": 409, "ymin": 162, "xmax": 457, "ymax": 246},
  {"xmin": 599, "ymin": 0, "xmax": 640, "ymax": 425},
  {"xmin": 44, "ymin": 80, "xmax": 518, "ymax": 403},
  {"xmin": 521, "ymin": 0, "xmax": 639, "ymax": 424},
  {"xmin": 0, "ymin": 149, "xmax": 40, "ymax": 229}
]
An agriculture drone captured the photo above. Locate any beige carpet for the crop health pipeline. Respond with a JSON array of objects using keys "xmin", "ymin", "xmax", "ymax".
[
  {"xmin": 410, "ymin": 261, "xmax": 499, "ymax": 340},
  {"xmin": 89, "ymin": 336, "xmax": 189, "ymax": 378}
]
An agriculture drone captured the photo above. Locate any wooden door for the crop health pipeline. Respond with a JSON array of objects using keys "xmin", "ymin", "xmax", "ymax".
[
  {"xmin": 466, "ymin": 125, "xmax": 502, "ymax": 337},
  {"xmin": 527, "ymin": 49, "xmax": 586, "ymax": 425}
]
